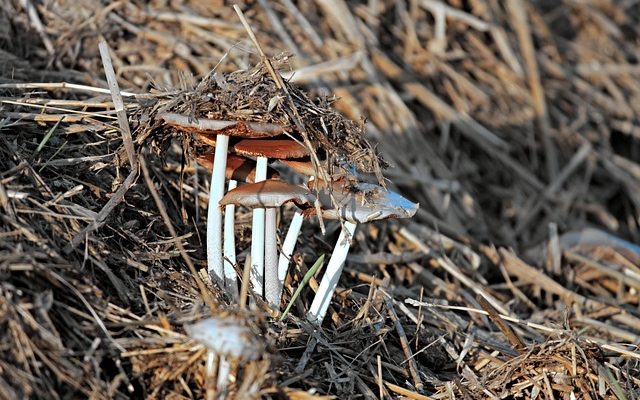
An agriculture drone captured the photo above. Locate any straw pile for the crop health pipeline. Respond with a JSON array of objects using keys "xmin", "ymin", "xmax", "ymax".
[{"xmin": 1, "ymin": 0, "xmax": 639, "ymax": 398}]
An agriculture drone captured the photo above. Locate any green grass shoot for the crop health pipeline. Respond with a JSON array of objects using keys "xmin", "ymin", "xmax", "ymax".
[
  {"xmin": 279, "ymin": 254, "xmax": 325, "ymax": 322},
  {"xmin": 36, "ymin": 118, "xmax": 62, "ymax": 154}
]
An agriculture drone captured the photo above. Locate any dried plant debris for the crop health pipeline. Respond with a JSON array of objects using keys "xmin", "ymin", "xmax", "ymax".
[
  {"xmin": 1, "ymin": 0, "xmax": 640, "ymax": 399},
  {"xmin": 481, "ymin": 335, "xmax": 636, "ymax": 399},
  {"xmin": 149, "ymin": 57, "xmax": 385, "ymax": 178}
]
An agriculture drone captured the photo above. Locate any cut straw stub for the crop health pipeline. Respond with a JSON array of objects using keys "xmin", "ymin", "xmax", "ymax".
[
  {"xmin": 185, "ymin": 317, "xmax": 263, "ymax": 361},
  {"xmin": 220, "ymin": 180, "xmax": 316, "ymax": 209},
  {"xmin": 195, "ymin": 153, "xmax": 280, "ymax": 183},
  {"xmin": 158, "ymin": 112, "xmax": 284, "ymax": 138}
]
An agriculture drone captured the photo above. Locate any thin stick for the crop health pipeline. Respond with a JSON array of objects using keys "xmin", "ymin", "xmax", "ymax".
[
  {"xmin": 386, "ymin": 298, "xmax": 424, "ymax": 392},
  {"xmin": 507, "ymin": 0, "xmax": 558, "ymax": 180},
  {"xmin": 20, "ymin": 0, "xmax": 54, "ymax": 55},
  {"xmin": 98, "ymin": 40, "xmax": 137, "ymax": 169},
  {"xmin": 239, "ymin": 255, "xmax": 252, "ymax": 309},
  {"xmin": 0, "ymin": 82, "xmax": 137, "ymax": 96},
  {"xmin": 65, "ymin": 168, "xmax": 138, "ymax": 252}
]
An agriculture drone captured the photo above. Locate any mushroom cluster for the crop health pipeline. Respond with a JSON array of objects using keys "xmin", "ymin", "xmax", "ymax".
[{"xmin": 157, "ymin": 66, "xmax": 418, "ymax": 326}]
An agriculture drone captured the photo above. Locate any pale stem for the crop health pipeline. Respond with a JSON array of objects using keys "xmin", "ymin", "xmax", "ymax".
[
  {"xmin": 307, "ymin": 221, "xmax": 358, "ymax": 325},
  {"xmin": 250, "ymin": 156, "xmax": 268, "ymax": 297},
  {"xmin": 275, "ymin": 211, "xmax": 304, "ymax": 304},
  {"xmin": 207, "ymin": 135, "xmax": 229, "ymax": 287},
  {"xmin": 205, "ymin": 351, "xmax": 216, "ymax": 400},
  {"xmin": 216, "ymin": 356, "xmax": 231, "ymax": 395},
  {"xmin": 223, "ymin": 179, "xmax": 239, "ymax": 300},
  {"xmin": 264, "ymin": 207, "xmax": 279, "ymax": 307}
]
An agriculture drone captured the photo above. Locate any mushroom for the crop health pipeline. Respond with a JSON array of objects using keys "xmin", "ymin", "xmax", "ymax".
[
  {"xmin": 275, "ymin": 158, "xmax": 353, "ymax": 308},
  {"xmin": 219, "ymin": 180, "xmax": 316, "ymax": 209},
  {"xmin": 186, "ymin": 317, "xmax": 264, "ymax": 397},
  {"xmin": 231, "ymin": 139, "xmax": 311, "ymax": 304},
  {"xmin": 195, "ymin": 152, "xmax": 280, "ymax": 299},
  {"xmin": 159, "ymin": 112, "xmax": 282, "ymax": 291},
  {"xmin": 274, "ymin": 158, "xmax": 324, "ymax": 307},
  {"xmin": 195, "ymin": 153, "xmax": 280, "ymax": 184},
  {"xmin": 306, "ymin": 179, "xmax": 418, "ymax": 325},
  {"xmin": 220, "ymin": 180, "xmax": 316, "ymax": 306}
]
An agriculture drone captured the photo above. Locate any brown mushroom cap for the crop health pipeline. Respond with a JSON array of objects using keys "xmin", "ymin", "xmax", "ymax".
[
  {"xmin": 219, "ymin": 180, "xmax": 316, "ymax": 209},
  {"xmin": 307, "ymin": 179, "xmax": 418, "ymax": 223},
  {"xmin": 279, "ymin": 158, "xmax": 325, "ymax": 176},
  {"xmin": 193, "ymin": 131, "xmax": 217, "ymax": 147},
  {"xmin": 233, "ymin": 138, "xmax": 309, "ymax": 159},
  {"xmin": 159, "ymin": 112, "xmax": 284, "ymax": 138},
  {"xmin": 195, "ymin": 153, "xmax": 280, "ymax": 183}
]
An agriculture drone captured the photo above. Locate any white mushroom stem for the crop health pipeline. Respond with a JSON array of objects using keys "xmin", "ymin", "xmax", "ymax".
[
  {"xmin": 250, "ymin": 156, "xmax": 268, "ymax": 297},
  {"xmin": 275, "ymin": 211, "xmax": 304, "ymax": 306},
  {"xmin": 307, "ymin": 221, "xmax": 357, "ymax": 325},
  {"xmin": 205, "ymin": 351, "xmax": 216, "ymax": 400},
  {"xmin": 223, "ymin": 179, "xmax": 239, "ymax": 300},
  {"xmin": 207, "ymin": 134, "xmax": 229, "ymax": 287},
  {"xmin": 216, "ymin": 356, "xmax": 231, "ymax": 395},
  {"xmin": 264, "ymin": 207, "xmax": 279, "ymax": 307}
]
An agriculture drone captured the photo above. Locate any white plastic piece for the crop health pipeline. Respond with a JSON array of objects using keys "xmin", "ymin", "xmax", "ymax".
[
  {"xmin": 250, "ymin": 156, "xmax": 268, "ymax": 297},
  {"xmin": 223, "ymin": 179, "xmax": 239, "ymax": 300},
  {"xmin": 275, "ymin": 211, "xmax": 304, "ymax": 304},
  {"xmin": 264, "ymin": 208, "xmax": 279, "ymax": 307},
  {"xmin": 307, "ymin": 221, "xmax": 357, "ymax": 325},
  {"xmin": 207, "ymin": 135, "xmax": 229, "ymax": 287}
]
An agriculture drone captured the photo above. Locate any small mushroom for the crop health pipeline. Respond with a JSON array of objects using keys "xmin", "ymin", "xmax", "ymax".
[
  {"xmin": 186, "ymin": 317, "xmax": 264, "ymax": 396},
  {"xmin": 231, "ymin": 139, "xmax": 312, "ymax": 301},
  {"xmin": 273, "ymin": 158, "xmax": 321, "ymax": 307},
  {"xmin": 220, "ymin": 180, "xmax": 316, "ymax": 209},
  {"xmin": 306, "ymin": 179, "xmax": 418, "ymax": 325},
  {"xmin": 220, "ymin": 181, "xmax": 316, "ymax": 306},
  {"xmin": 274, "ymin": 160, "xmax": 362, "ymax": 308},
  {"xmin": 158, "ymin": 112, "xmax": 284, "ymax": 293}
]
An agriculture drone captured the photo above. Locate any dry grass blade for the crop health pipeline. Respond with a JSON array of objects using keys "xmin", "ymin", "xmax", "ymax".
[{"xmin": 98, "ymin": 40, "xmax": 137, "ymax": 169}]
